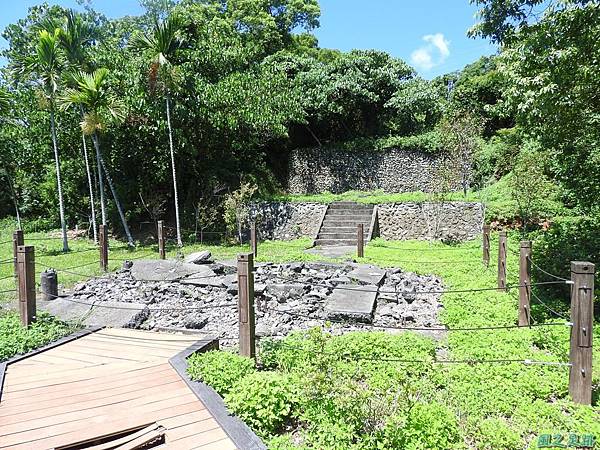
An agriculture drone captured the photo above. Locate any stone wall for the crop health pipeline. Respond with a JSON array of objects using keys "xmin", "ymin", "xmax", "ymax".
[
  {"xmin": 376, "ymin": 202, "xmax": 484, "ymax": 242},
  {"xmin": 248, "ymin": 202, "xmax": 326, "ymax": 241},
  {"xmin": 248, "ymin": 201, "xmax": 484, "ymax": 243},
  {"xmin": 287, "ymin": 147, "xmax": 453, "ymax": 194}
]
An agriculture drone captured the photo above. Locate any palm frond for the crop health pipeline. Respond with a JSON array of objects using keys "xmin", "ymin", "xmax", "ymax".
[{"xmin": 130, "ymin": 15, "xmax": 184, "ymax": 67}]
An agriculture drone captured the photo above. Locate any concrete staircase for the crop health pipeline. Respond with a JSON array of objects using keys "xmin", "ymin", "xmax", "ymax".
[{"xmin": 315, "ymin": 202, "xmax": 374, "ymax": 246}]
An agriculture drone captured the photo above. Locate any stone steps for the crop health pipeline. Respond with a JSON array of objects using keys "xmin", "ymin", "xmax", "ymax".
[{"xmin": 315, "ymin": 202, "xmax": 374, "ymax": 247}]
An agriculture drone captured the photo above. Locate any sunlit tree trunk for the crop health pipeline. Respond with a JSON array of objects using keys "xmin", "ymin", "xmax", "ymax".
[
  {"xmin": 82, "ymin": 134, "xmax": 98, "ymax": 244},
  {"xmin": 50, "ymin": 107, "xmax": 69, "ymax": 252},
  {"xmin": 91, "ymin": 132, "xmax": 134, "ymax": 246},
  {"xmin": 166, "ymin": 94, "xmax": 182, "ymax": 247}
]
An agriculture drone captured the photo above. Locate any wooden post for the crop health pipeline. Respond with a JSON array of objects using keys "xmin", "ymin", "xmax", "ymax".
[
  {"xmin": 569, "ymin": 261, "xmax": 594, "ymax": 405},
  {"xmin": 357, "ymin": 223, "xmax": 364, "ymax": 258},
  {"xmin": 17, "ymin": 245, "xmax": 36, "ymax": 326},
  {"xmin": 13, "ymin": 229, "xmax": 23, "ymax": 279},
  {"xmin": 99, "ymin": 224, "xmax": 108, "ymax": 272},
  {"xmin": 482, "ymin": 225, "xmax": 490, "ymax": 267},
  {"xmin": 518, "ymin": 240, "xmax": 531, "ymax": 326},
  {"xmin": 250, "ymin": 222, "xmax": 257, "ymax": 258},
  {"xmin": 497, "ymin": 231, "xmax": 507, "ymax": 291},
  {"xmin": 157, "ymin": 220, "xmax": 166, "ymax": 260},
  {"xmin": 237, "ymin": 253, "xmax": 255, "ymax": 358}
]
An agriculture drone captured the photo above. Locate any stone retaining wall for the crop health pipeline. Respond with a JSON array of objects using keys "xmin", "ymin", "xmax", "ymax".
[
  {"xmin": 247, "ymin": 202, "xmax": 326, "ymax": 241},
  {"xmin": 248, "ymin": 201, "xmax": 484, "ymax": 242},
  {"xmin": 287, "ymin": 147, "xmax": 455, "ymax": 194},
  {"xmin": 376, "ymin": 202, "xmax": 484, "ymax": 242}
]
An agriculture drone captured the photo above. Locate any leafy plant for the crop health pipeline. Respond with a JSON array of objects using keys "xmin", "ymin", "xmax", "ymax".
[
  {"xmin": 224, "ymin": 182, "xmax": 257, "ymax": 243},
  {"xmin": 225, "ymin": 371, "xmax": 298, "ymax": 438},
  {"xmin": 187, "ymin": 350, "xmax": 255, "ymax": 396}
]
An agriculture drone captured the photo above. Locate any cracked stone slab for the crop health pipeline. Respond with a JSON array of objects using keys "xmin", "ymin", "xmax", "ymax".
[
  {"xmin": 130, "ymin": 259, "xmax": 215, "ymax": 282},
  {"xmin": 348, "ymin": 264, "xmax": 386, "ymax": 285},
  {"xmin": 325, "ymin": 284, "xmax": 378, "ymax": 323},
  {"xmin": 41, "ymin": 298, "xmax": 148, "ymax": 328},
  {"xmin": 181, "ymin": 276, "xmax": 225, "ymax": 288}
]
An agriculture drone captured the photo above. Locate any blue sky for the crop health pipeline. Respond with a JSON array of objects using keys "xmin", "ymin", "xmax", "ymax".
[{"xmin": 0, "ymin": 0, "xmax": 497, "ymax": 78}]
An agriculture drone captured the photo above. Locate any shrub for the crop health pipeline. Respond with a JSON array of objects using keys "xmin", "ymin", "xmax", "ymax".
[
  {"xmin": 532, "ymin": 214, "xmax": 600, "ymax": 302},
  {"xmin": 187, "ymin": 350, "xmax": 255, "ymax": 396},
  {"xmin": 472, "ymin": 417, "xmax": 522, "ymax": 450},
  {"xmin": 225, "ymin": 371, "xmax": 298, "ymax": 438}
]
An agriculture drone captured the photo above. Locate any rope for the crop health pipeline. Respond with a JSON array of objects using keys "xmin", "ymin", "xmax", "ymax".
[
  {"xmin": 39, "ymin": 289, "xmax": 237, "ymax": 312},
  {"xmin": 0, "ymin": 240, "xmax": 13, "ymax": 245},
  {"xmin": 38, "ymin": 247, "xmax": 98, "ymax": 258},
  {"xmin": 0, "ymin": 289, "xmax": 17, "ymax": 294},
  {"xmin": 530, "ymin": 290, "xmax": 570, "ymax": 321},
  {"xmin": 0, "ymin": 274, "xmax": 15, "ymax": 281},
  {"xmin": 269, "ymin": 341, "xmax": 571, "ymax": 367},
  {"xmin": 0, "ymin": 258, "xmax": 14, "ymax": 264},
  {"xmin": 369, "ymin": 244, "xmax": 480, "ymax": 253},
  {"xmin": 268, "ymin": 274, "xmax": 569, "ymax": 295},
  {"xmin": 527, "ymin": 256, "xmax": 570, "ymax": 282},
  {"xmin": 261, "ymin": 306, "xmax": 571, "ymax": 333}
]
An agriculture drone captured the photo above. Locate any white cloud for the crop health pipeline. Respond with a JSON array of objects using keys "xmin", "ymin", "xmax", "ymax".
[{"xmin": 410, "ymin": 33, "xmax": 450, "ymax": 71}]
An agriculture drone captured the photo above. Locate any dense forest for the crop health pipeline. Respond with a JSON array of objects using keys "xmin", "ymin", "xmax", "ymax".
[{"xmin": 0, "ymin": 0, "xmax": 598, "ymax": 275}]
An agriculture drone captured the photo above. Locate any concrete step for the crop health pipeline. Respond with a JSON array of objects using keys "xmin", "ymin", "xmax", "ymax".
[
  {"xmin": 315, "ymin": 238, "xmax": 360, "ymax": 246},
  {"xmin": 317, "ymin": 232, "xmax": 359, "ymax": 240},
  {"xmin": 321, "ymin": 220, "xmax": 372, "ymax": 228},
  {"xmin": 325, "ymin": 209, "xmax": 373, "ymax": 216},
  {"xmin": 328, "ymin": 203, "xmax": 373, "ymax": 211},
  {"xmin": 319, "ymin": 226, "xmax": 361, "ymax": 234}
]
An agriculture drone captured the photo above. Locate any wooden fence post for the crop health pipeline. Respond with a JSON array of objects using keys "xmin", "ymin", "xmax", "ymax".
[
  {"xmin": 357, "ymin": 223, "xmax": 364, "ymax": 258},
  {"xmin": 17, "ymin": 245, "xmax": 36, "ymax": 326},
  {"xmin": 482, "ymin": 225, "xmax": 490, "ymax": 267},
  {"xmin": 518, "ymin": 240, "xmax": 531, "ymax": 326},
  {"xmin": 497, "ymin": 231, "xmax": 507, "ymax": 291},
  {"xmin": 157, "ymin": 220, "xmax": 166, "ymax": 260},
  {"xmin": 99, "ymin": 224, "xmax": 108, "ymax": 272},
  {"xmin": 250, "ymin": 222, "xmax": 257, "ymax": 258},
  {"xmin": 237, "ymin": 253, "xmax": 256, "ymax": 358},
  {"xmin": 13, "ymin": 229, "xmax": 23, "ymax": 279},
  {"xmin": 569, "ymin": 261, "xmax": 594, "ymax": 405}
]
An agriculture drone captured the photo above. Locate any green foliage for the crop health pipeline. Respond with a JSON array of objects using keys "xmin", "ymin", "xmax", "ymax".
[
  {"xmin": 187, "ymin": 350, "xmax": 255, "ymax": 396},
  {"xmin": 224, "ymin": 182, "xmax": 258, "ymax": 242},
  {"xmin": 225, "ymin": 371, "xmax": 298, "ymax": 438},
  {"xmin": 0, "ymin": 311, "xmax": 74, "ymax": 361},
  {"xmin": 508, "ymin": 141, "xmax": 557, "ymax": 230},
  {"xmin": 532, "ymin": 214, "xmax": 600, "ymax": 299}
]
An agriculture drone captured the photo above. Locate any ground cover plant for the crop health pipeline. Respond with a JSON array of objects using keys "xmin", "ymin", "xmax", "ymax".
[
  {"xmin": 0, "ymin": 310, "xmax": 74, "ymax": 362},
  {"xmin": 187, "ymin": 235, "xmax": 599, "ymax": 449}
]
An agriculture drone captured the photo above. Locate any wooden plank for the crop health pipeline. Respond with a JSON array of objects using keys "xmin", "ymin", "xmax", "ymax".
[
  {"xmin": 1, "ymin": 362, "xmax": 169, "ymax": 400},
  {"xmin": 3, "ymin": 361, "xmax": 165, "ymax": 393},
  {"xmin": 82, "ymin": 335, "xmax": 192, "ymax": 352},
  {"xmin": 166, "ymin": 418, "xmax": 220, "ymax": 441},
  {"xmin": 0, "ymin": 366, "xmax": 175, "ymax": 408},
  {"xmin": 59, "ymin": 339, "xmax": 179, "ymax": 358},
  {"xmin": 64, "ymin": 423, "xmax": 161, "ymax": 450},
  {"xmin": 0, "ymin": 380, "xmax": 188, "ymax": 428},
  {"xmin": 96, "ymin": 328, "xmax": 205, "ymax": 341},
  {"xmin": 42, "ymin": 344, "xmax": 166, "ymax": 362},
  {"xmin": 0, "ymin": 391, "xmax": 200, "ymax": 447},
  {"xmin": 192, "ymin": 438, "xmax": 237, "ymax": 450},
  {"xmin": 3, "ymin": 400, "xmax": 204, "ymax": 449},
  {"xmin": 165, "ymin": 427, "xmax": 230, "ymax": 450},
  {"xmin": 1, "ymin": 372, "xmax": 181, "ymax": 416}
]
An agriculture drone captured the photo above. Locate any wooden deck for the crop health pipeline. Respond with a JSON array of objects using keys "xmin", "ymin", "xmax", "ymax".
[{"xmin": 0, "ymin": 328, "xmax": 237, "ymax": 450}]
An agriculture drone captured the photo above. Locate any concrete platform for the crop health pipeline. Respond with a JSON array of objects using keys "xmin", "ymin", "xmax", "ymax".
[
  {"xmin": 130, "ymin": 259, "xmax": 215, "ymax": 282},
  {"xmin": 324, "ymin": 284, "xmax": 378, "ymax": 323}
]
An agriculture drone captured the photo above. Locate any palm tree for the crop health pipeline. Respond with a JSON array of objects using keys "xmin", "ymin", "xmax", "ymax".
[
  {"xmin": 30, "ymin": 30, "xmax": 69, "ymax": 252},
  {"xmin": 59, "ymin": 10, "xmax": 99, "ymax": 244},
  {"xmin": 60, "ymin": 68, "xmax": 135, "ymax": 246},
  {"xmin": 132, "ymin": 15, "xmax": 184, "ymax": 247}
]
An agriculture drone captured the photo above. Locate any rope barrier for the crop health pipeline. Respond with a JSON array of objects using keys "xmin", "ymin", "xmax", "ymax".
[
  {"xmin": 0, "ymin": 274, "xmax": 15, "ymax": 282},
  {"xmin": 0, "ymin": 240, "xmax": 13, "ymax": 245},
  {"xmin": 261, "ymin": 306, "xmax": 571, "ymax": 333},
  {"xmin": 0, "ymin": 258, "xmax": 14, "ymax": 264},
  {"xmin": 38, "ymin": 247, "xmax": 98, "ymax": 258},
  {"xmin": 527, "ymin": 256, "xmax": 569, "ymax": 282},
  {"xmin": 38, "ymin": 289, "xmax": 237, "ymax": 312},
  {"xmin": 530, "ymin": 290, "xmax": 570, "ymax": 321},
  {"xmin": 268, "ymin": 341, "xmax": 571, "ymax": 367},
  {"xmin": 369, "ymin": 244, "xmax": 481, "ymax": 253},
  {"xmin": 267, "ymin": 274, "xmax": 569, "ymax": 295},
  {"xmin": 0, "ymin": 289, "xmax": 17, "ymax": 294}
]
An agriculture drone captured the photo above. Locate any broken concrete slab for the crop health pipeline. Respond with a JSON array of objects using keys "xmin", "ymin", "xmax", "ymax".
[
  {"xmin": 185, "ymin": 250, "xmax": 213, "ymax": 264},
  {"xmin": 348, "ymin": 264, "xmax": 386, "ymax": 286},
  {"xmin": 181, "ymin": 276, "xmax": 225, "ymax": 288},
  {"xmin": 130, "ymin": 259, "xmax": 215, "ymax": 282},
  {"xmin": 324, "ymin": 284, "xmax": 378, "ymax": 323},
  {"xmin": 41, "ymin": 298, "xmax": 148, "ymax": 328}
]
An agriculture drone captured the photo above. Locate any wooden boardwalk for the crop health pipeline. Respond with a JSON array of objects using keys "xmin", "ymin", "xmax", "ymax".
[{"xmin": 0, "ymin": 328, "xmax": 237, "ymax": 449}]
